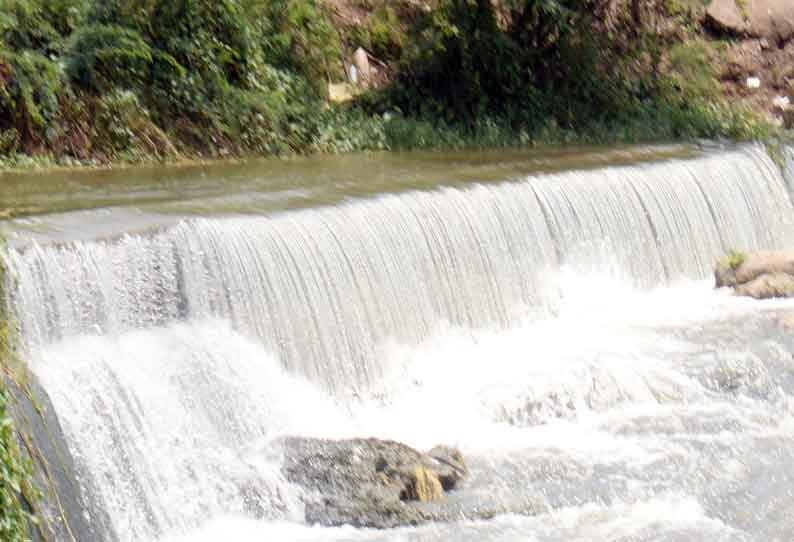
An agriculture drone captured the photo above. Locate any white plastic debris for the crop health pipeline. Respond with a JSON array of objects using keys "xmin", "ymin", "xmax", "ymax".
[
  {"xmin": 746, "ymin": 77, "xmax": 761, "ymax": 89},
  {"xmin": 773, "ymin": 95, "xmax": 790, "ymax": 109}
]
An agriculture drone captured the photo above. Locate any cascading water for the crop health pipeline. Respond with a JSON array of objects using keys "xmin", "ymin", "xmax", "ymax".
[{"xmin": 5, "ymin": 144, "xmax": 794, "ymax": 542}]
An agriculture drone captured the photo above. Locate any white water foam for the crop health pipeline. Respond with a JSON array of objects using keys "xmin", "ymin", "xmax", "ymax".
[
  {"xmin": 24, "ymin": 277, "xmax": 794, "ymax": 541},
  {"xmin": 7, "ymin": 146, "xmax": 794, "ymax": 541}
]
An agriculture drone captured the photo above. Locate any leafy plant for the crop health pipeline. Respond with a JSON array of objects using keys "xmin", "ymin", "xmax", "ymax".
[
  {"xmin": 352, "ymin": 5, "xmax": 406, "ymax": 61},
  {"xmin": 0, "ymin": 49, "xmax": 64, "ymax": 143},
  {"xmin": 66, "ymin": 24, "xmax": 152, "ymax": 92},
  {"xmin": 0, "ymin": 0, "xmax": 63, "ymax": 54},
  {"xmin": 724, "ymin": 249, "xmax": 748, "ymax": 270},
  {"xmin": 250, "ymin": 0, "xmax": 344, "ymax": 96}
]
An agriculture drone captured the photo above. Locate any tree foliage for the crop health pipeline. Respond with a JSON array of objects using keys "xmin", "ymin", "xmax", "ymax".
[
  {"xmin": 0, "ymin": 0, "xmax": 775, "ymax": 163},
  {"xmin": 67, "ymin": 24, "xmax": 152, "ymax": 92}
]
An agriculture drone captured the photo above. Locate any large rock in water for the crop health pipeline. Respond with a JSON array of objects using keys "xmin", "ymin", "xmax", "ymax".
[
  {"xmin": 277, "ymin": 437, "xmax": 467, "ymax": 528},
  {"xmin": 706, "ymin": 0, "xmax": 794, "ymax": 41},
  {"xmin": 715, "ymin": 249, "xmax": 794, "ymax": 299}
]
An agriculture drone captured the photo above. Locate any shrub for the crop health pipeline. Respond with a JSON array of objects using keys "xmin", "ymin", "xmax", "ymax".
[
  {"xmin": 0, "ymin": 49, "xmax": 64, "ymax": 141},
  {"xmin": 0, "ymin": 0, "xmax": 62, "ymax": 54},
  {"xmin": 83, "ymin": 0, "xmax": 151, "ymax": 31},
  {"xmin": 250, "ymin": 0, "xmax": 344, "ymax": 96},
  {"xmin": 66, "ymin": 24, "xmax": 152, "ymax": 92},
  {"xmin": 92, "ymin": 90, "xmax": 162, "ymax": 159},
  {"xmin": 38, "ymin": 0, "xmax": 90, "ymax": 35},
  {"xmin": 144, "ymin": 0, "xmax": 256, "ymax": 120},
  {"xmin": 351, "ymin": 5, "xmax": 406, "ymax": 61}
]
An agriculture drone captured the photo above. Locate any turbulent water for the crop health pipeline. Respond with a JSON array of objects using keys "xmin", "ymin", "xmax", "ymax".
[{"xmin": 5, "ymin": 144, "xmax": 794, "ymax": 541}]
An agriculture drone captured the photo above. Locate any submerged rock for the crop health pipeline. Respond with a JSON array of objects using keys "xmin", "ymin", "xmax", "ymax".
[
  {"xmin": 277, "ymin": 437, "xmax": 467, "ymax": 528},
  {"xmin": 715, "ymin": 249, "xmax": 794, "ymax": 299}
]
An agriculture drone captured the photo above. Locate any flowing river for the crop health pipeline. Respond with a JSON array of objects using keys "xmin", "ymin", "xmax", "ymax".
[{"xmin": 3, "ymin": 143, "xmax": 794, "ymax": 542}]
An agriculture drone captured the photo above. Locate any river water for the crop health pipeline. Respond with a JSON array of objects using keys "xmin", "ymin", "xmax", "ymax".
[{"xmin": 3, "ymin": 143, "xmax": 794, "ymax": 542}]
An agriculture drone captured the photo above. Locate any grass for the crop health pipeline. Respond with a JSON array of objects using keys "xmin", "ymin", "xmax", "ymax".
[{"xmin": 723, "ymin": 249, "xmax": 748, "ymax": 270}]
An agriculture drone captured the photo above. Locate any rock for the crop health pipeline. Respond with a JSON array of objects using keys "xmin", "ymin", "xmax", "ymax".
[
  {"xmin": 736, "ymin": 272, "xmax": 794, "ymax": 299},
  {"xmin": 352, "ymin": 47, "xmax": 371, "ymax": 85},
  {"xmin": 715, "ymin": 260, "xmax": 738, "ymax": 289},
  {"xmin": 328, "ymin": 82, "xmax": 356, "ymax": 103},
  {"xmin": 276, "ymin": 437, "xmax": 467, "ymax": 528},
  {"xmin": 706, "ymin": 0, "xmax": 794, "ymax": 41},
  {"xmin": 716, "ymin": 249, "xmax": 794, "ymax": 298},
  {"xmin": 401, "ymin": 466, "xmax": 445, "ymax": 502},
  {"xmin": 426, "ymin": 445, "xmax": 468, "ymax": 490}
]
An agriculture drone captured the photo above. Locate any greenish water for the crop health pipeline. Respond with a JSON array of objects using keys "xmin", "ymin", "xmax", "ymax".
[{"xmin": 0, "ymin": 144, "xmax": 699, "ymax": 245}]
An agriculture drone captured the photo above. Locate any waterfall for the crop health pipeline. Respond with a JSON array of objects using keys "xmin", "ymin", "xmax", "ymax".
[
  {"xmin": 4, "ymin": 144, "xmax": 794, "ymax": 542},
  {"xmin": 8, "ymin": 146, "xmax": 794, "ymax": 389}
]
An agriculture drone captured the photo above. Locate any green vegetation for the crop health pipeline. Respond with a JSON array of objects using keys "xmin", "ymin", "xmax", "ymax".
[
  {"xmin": 0, "ymin": 240, "xmax": 39, "ymax": 542},
  {"xmin": 351, "ymin": 5, "xmax": 406, "ymax": 61},
  {"xmin": 0, "ymin": 0, "xmax": 779, "ymax": 168},
  {"xmin": 724, "ymin": 249, "xmax": 748, "ymax": 270},
  {"xmin": 0, "ymin": 387, "xmax": 36, "ymax": 542}
]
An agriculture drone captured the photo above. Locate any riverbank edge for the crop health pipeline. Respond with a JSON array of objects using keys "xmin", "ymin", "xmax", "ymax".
[{"xmin": 1, "ymin": 132, "xmax": 792, "ymax": 179}]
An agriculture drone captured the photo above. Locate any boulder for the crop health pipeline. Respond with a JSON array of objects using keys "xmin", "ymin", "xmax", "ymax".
[
  {"xmin": 706, "ymin": 0, "xmax": 794, "ymax": 41},
  {"xmin": 352, "ymin": 47, "xmax": 371, "ymax": 85},
  {"xmin": 736, "ymin": 272, "xmax": 794, "ymax": 299},
  {"xmin": 328, "ymin": 82, "xmax": 356, "ymax": 103},
  {"xmin": 715, "ymin": 249, "xmax": 794, "ymax": 298},
  {"xmin": 277, "ymin": 437, "xmax": 467, "ymax": 528}
]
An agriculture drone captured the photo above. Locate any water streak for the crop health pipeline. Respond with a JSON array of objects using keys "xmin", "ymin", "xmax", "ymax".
[
  {"xmin": 7, "ymin": 146, "xmax": 794, "ymax": 390},
  {"xmin": 6, "ymin": 145, "xmax": 794, "ymax": 542}
]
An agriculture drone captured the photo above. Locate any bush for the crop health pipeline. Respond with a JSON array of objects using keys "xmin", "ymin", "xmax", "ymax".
[
  {"xmin": 66, "ymin": 24, "xmax": 152, "ymax": 92},
  {"xmin": 250, "ymin": 0, "xmax": 344, "ymax": 96},
  {"xmin": 392, "ymin": 0, "xmax": 523, "ymax": 122},
  {"xmin": 0, "ymin": 49, "xmax": 64, "ymax": 141},
  {"xmin": 0, "ymin": 0, "xmax": 62, "ymax": 54},
  {"xmin": 92, "ymin": 89, "xmax": 173, "ymax": 160},
  {"xmin": 38, "ymin": 0, "xmax": 89, "ymax": 35},
  {"xmin": 83, "ymin": 0, "xmax": 151, "ymax": 31},
  {"xmin": 142, "ymin": 0, "xmax": 257, "ymax": 124},
  {"xmin": 351, "ymin": 5, "xmax": 406, "ymax": 61},
  {"xmin": 0, "ymin": 0, "xmax": 780, "ymax": 163}
]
